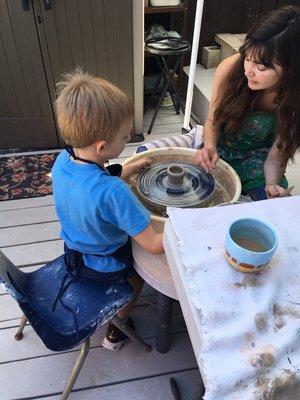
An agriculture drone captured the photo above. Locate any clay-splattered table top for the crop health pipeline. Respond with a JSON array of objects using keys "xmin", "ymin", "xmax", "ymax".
[{"xmin": 164, "ymin": 196, "xmax": 300, "ymax": 400}]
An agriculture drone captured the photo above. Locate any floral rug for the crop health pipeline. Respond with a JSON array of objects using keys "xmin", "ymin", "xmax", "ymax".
[{"xmin": 0, "ymin": 152, "xmax": 60, "ymax": 201}]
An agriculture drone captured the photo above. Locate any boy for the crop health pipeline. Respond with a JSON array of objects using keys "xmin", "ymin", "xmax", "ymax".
[{"xmin": 52, "ymin": 70, "xmax": 164, "ymax": 351}]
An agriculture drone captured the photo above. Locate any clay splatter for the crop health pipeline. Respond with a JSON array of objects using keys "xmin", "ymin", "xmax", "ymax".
[
  {"xmin": 273, "ymin": 304, "xmax": 300, "ymax": 331},
  {"xmin": 251, "ymin": 352, "xmax": 275, "ymax": 373},
  {"xmin": 235, "ymin": 275, "xmax": 263, "ymax": 289},
  {"xmin": 255, "ymin": 313, "xmax": 268, "ymax": 332},
  {"xmin": 254, "ymin": 369, "xmax": 300, "ymax": 400}
]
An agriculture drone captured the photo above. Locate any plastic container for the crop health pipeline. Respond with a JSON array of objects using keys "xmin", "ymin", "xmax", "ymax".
[{"xmin": 150, "ymin": 0, "xmax": 181, "ymax": 6}]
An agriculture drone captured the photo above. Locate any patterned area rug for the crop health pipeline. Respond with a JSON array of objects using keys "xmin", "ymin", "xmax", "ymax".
[{"xmin": 0, "ymin": 152, "xmax": 60, "ymax": 201}]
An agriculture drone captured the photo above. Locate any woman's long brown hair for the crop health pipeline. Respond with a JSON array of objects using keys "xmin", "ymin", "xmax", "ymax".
[{"xmin": 213, "ymin": 6, "xmax": 300, "ymax": 165}]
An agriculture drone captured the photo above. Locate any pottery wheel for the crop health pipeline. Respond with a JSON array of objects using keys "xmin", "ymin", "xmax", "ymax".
[{"xmin": 136, "ymin": 162, "xmax": 215, "ymax": 212}]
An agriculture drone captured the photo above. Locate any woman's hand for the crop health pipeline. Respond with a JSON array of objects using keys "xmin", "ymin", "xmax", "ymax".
[
  {"xmin": 265, "ymin": 185, "xmax": 294, "ymax": 198},
  {"xmin": 121, "ymin": 157, "xmax": 152, "ymax": 179},
  {"xmin": 194, "ymin": 147, "xmax": 219, "ymax": 173}
]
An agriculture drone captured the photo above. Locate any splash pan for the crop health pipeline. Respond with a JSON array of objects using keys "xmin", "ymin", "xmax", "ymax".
[{"xmin": 123, "ymin": 147, "xmax": 242, "ymax": 230}]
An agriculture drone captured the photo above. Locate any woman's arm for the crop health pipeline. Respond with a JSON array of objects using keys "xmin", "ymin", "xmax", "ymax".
[
  {"xmin": 195, "ymin": 54, "xmax": 240, "ymax": 172},
  {"xmin": 264, "ymin": 139, "xmax": 293, "ymax": 198}
]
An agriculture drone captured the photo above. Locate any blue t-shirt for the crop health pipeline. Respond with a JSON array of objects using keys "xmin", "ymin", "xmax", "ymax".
[{"xmin": 51, "ymin": 150, "xmax": 150, "ymax": 272}]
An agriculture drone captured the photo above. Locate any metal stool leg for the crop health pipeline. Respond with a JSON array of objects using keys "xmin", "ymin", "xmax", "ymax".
[
  {"xmin": 161, "ymin": 56, "xmax": 185, "ymax": 113},
  {"xmin": 111, "ymin": 316, "xmax": 152, "ymax": 352},
  {"xmin": 146, "ymin": 55, "xmax": 171, "ymax": 134},
  {"xmin": 147, "ymin": 78, "xmax": 170, "ymax": 134},
  {"xmin": 156, "ymin": 292, "xmax": 173, "ymax": 353},
  {"xmin": 161, "ymin": 56, "xmax": 181, "ymax": 114},
  {"xmin": 15, "ymin": 315, "xmax": 27, "ymax": 340},
  {"xmin": 61, "ymin": 339, "xmax": 90, "ymax": 400},
  {"xmin": 168, "ymin": 89, "xmax": 180, "ymax": 115},
  {"xmin": 147, "ymin": 55, "xmax": 181, "ymax": 134},
  {"xmin": 144, "ymin": 67, "xmax": 164, "ymax": 114}
]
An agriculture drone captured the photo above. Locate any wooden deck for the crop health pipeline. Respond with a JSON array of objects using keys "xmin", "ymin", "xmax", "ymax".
[{"xmin": 0, "ymin": 109, "xmax": 201, "ymax": 400}]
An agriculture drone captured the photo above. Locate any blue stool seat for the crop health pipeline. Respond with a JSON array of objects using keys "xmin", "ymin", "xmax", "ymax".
[
  {"xmin": 0, "ymin": 250, "xmax": 151, "ymax": 400},
  {"xmin": 1, "ymin": 253, "xmax": 133, "ymax": 351}
]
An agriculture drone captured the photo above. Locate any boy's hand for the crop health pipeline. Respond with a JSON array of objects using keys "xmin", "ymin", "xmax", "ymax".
[
  {"xmin": 121, "ymin": 158, "xmax": 152, "ymax": 179},
  {"xmin": 128, "ymin": 158, "xmax": 152, "ymax": 175}
]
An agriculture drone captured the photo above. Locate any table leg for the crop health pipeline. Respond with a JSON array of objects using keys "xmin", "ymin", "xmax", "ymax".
[
  {"xmin": 198, "ymin": 375, "xmax": 206, "ymax": 399},
  {"xmin": 156, "ymin": 292, "xmax": 173, "ymax": 353}
]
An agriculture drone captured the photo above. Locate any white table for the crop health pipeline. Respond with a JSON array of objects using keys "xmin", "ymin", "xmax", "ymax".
[{"xmin": 163, "ymin": 196, "xmax": 300, "ymax": 400}]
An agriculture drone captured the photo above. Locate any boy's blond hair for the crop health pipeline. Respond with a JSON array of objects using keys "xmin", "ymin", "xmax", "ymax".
[{"xmin": 55, "ymin": 70, "xmax": 134, "ymax": 148}]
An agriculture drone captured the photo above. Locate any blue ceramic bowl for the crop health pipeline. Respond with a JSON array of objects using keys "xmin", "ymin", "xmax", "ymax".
[{"xmin": 225, "ymin": 218, "xmax": 278, "ymax": 273}]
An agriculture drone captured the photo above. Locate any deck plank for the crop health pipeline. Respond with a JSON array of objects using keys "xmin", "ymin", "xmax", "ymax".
[
  {"xmin": 143, "ymin": 113, "xmax": 184, "ymax": 125},
  {"xmin": 0, "ymin": 195, "xmax": 54, "ymax": 211},
  {"xmin": 1, "ymin": 240, "xmax": 63, "ymax": 267},
  {"xmin": 0, "ymin": 302, "xmax": 185, "ymax": 364},
  {"xmin": 141, "ymin": 122, "xmax": 183, "ymax": 135},
  {"xmin": 40, "ymin": 369, "xmax": 201, "ymax": 400},
  {"xmin": 0, "ymin": 205, "xmax": 57, "ymax": 228},
  {"xmin": 0, "ymin": 221, "xmax": 60, "ymax": 247},
  {"xmin": 126, "ymin": 131, "xmax": 184, "ymax": 149},
  {"xmin": 0, "ymin": 333, "xmax": 196, "ymax": 399}
]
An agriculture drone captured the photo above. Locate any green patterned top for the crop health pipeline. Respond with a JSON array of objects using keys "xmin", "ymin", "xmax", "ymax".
[{"xmin": 217, "ymin": 111, "xmax": 288, "ymax": 191}]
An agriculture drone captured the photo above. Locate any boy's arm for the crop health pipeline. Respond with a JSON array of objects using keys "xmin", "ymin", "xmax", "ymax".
[
  {"xmin": 121, "ymin": 158, "xmax": 152, "ymax": 180},
  {"xmin": 133, "ymin": 224, "xmax": 164, "ymax": 255}
]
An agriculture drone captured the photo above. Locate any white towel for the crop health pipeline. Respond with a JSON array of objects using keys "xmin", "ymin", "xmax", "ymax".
[{"xmin": 167, "ymin": 196, "xmax": 300, "ymax": 400}]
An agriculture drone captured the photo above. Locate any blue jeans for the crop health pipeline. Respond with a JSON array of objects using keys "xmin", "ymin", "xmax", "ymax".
[{"xmin": 244, "ymin": 186, "xmax": 268, "ymax": 201}]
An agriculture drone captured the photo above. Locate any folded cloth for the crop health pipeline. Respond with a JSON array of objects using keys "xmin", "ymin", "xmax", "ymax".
[
  {"xmin": 136, "ymin": 125, "xmax": 204, "ymax": 153},
  {"xmin": 166, "ymin": 196, "xmax": 300, "ymax": 400}
]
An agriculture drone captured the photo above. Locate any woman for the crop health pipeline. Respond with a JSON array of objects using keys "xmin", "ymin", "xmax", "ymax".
[{"xmin": 195, "ymin": 6, "xmax": 300, "ymax": 200}]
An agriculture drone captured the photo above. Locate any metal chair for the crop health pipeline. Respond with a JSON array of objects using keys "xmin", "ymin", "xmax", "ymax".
[{"xmin": 0, "ymin": 251, "xmax": 151, "ymax": 400}]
